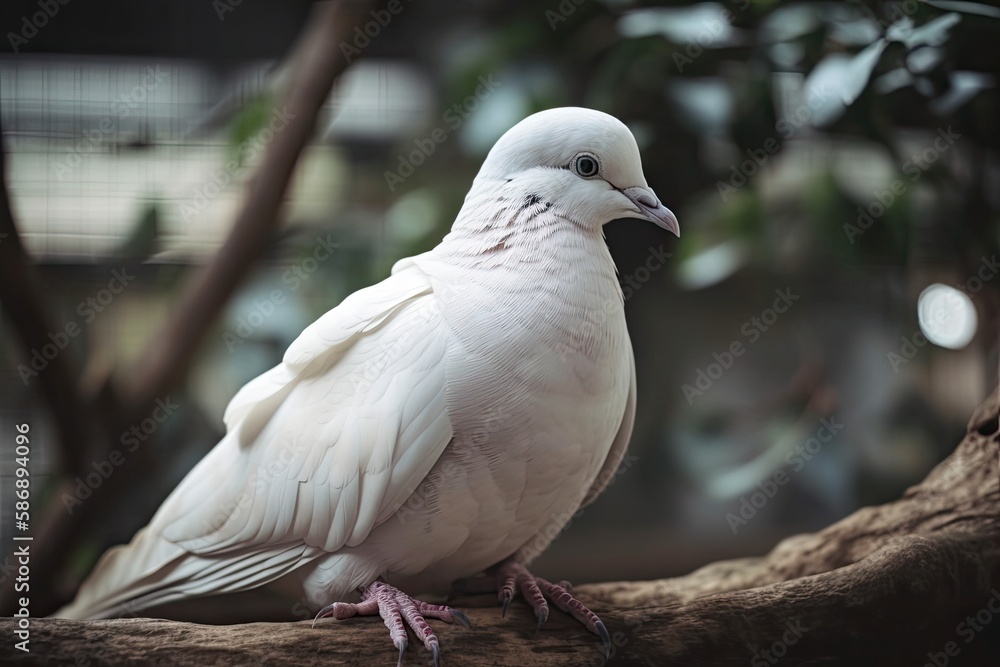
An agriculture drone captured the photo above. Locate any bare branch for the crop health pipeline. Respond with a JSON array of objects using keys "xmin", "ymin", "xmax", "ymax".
[
  {"xmin": 0, "ymin": 0, "xmax": 375, "ymax": 616},
  {"xmin": 0, "ymin": 125, "xmax": 90, "ymax": 476},
  {"xmin": 119, "ymin": 0, "xmax": 375, "ymax": 422}
]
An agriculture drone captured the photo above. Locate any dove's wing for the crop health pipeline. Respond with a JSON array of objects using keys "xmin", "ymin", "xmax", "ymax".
[
  {"xmin": 578, "ymin": 344, "xmax": 636, "ymax": 510},
  {"xmin": 56, "ymin": 261, "xmax": 455, "ymax": 619}
]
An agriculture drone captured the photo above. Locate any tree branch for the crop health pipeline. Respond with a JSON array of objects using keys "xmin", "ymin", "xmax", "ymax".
[
  {"xmin": 118, "ymin": 0, "xmax": 374, "ymax": 422},
  {"xmin": 8, "ymin": 388, "xmax": 997, "ymax": 664},
  {"xmin": 0, "ymin": 131, "xmax": 90, "ymax": 476},
  {"xmin": 0, "ymin": 0, "xmax": 375, "ymax": 617}
]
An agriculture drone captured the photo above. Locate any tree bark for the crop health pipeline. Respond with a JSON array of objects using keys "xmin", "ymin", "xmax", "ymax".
[{"xmin": 5, "ymin": 388, "xmax": 998, "ymax": 665}]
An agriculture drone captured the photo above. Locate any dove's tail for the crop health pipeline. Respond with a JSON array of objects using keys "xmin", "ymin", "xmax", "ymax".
[
  {"xmin": 52, "ymin": 439, "xmax": 230, "ymax": 620},
  {"xmin": 53, "ymin": 524, "xmax": 312, "ymax": 619},
  {"xmin": 52, "ymin": 524, "xmax": 190, "ymax": 619},
  {"xmin": 52, "ymin": 431, "xmax": 309, "ymax": 620}
]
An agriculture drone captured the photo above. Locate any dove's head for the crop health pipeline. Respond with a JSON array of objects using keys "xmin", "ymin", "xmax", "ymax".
[{"xmin": 469, "ymin": 107, "xmax": 679, "ymax": 236}]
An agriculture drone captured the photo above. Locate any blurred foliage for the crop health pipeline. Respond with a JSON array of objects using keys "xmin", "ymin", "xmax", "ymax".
[
  {"xmin": 112, "ymin": 200, "xmax": 161, "ymax": 266},
  {"xmin": 388, "ymin": 0, "xmax": 999, "ymax": 287},
  {"xmin": 363, "ymin": 0, "xmax": 1000, "ymax": 533},
  {"xmin": 228, "ymin": 92, "xmax": 280, "ymax": 165}
]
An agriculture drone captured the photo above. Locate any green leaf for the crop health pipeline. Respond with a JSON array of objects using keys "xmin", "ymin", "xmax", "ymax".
[
  {"xmin": 112, "ymin": 201, "xmax": 160, "ymax": 264},
  {"xmin": 228, "ymin": 93, "xmax": 278, "ymax": 164}
]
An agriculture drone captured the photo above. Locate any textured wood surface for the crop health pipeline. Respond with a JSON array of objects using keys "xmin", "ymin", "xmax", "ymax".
[{"xmin": 5, "ymin": 389, "xmax": 999, "ymax": 666}]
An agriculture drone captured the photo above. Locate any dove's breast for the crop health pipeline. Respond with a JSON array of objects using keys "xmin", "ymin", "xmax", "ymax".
[{"xmin": 366, "ymin": 227, "xmax": 633, "ymax": 592}]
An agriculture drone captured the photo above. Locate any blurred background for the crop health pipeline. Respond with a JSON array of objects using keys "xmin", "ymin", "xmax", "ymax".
[{"xmin": 1, "ymin": 0, "xmax": 998, "ymax": 620}]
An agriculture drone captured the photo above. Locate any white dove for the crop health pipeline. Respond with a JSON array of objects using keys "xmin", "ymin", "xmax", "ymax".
[{"xmin": 55, "ymin": 106, "xmax": 679, "ymax": 664}]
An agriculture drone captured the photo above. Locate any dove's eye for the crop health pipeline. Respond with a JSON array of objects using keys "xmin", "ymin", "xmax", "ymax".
[{"xmin": 572, "ymin": 153, "xmax": 601, "ymax": 178}]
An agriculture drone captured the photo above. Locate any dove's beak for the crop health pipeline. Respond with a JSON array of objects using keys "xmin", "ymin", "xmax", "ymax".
[{"xmin": 622, "ymin": 186, "xmax": 680, "ymax": 237}]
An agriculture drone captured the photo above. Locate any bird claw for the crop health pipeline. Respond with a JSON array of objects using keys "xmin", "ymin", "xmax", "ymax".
[
  {"xmin": 451, "ymin": 608, "xmax": 473, "ymax": 629},
  {"xmin": 315, "ymin": 581, "xmax": 469, "ymax": 666},
  {"xmin": 535, "ymin": 609, "xmax": 549, "ymax": 632},
  {"xmin": 311, "ymin": 601, "xmax": 354, "ymax": 628},
  {"xmin": 534, "ymin": 605, "xmax": 549, "ymax": 632},
  {"xmin": 595, "ymin": 619, "xmax": 611, "ymax": 659},
  {"xmin": 493, "ymin": 562, "xmax": 609, "ymax": 649}
]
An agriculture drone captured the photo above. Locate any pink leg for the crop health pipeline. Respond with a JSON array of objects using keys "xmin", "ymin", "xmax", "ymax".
[
  {"xmin": 314, "ymin": 580, "xmax": 471, "ymax": 667},
  {"xmin": 493, "ymin": 561, "xmax": 611, "ymax": 656}
]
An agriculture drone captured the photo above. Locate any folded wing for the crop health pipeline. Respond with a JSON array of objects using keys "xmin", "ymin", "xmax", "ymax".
[{"xmin": 55, "ymin": 262, "xmax": 454, "ymax": 619}]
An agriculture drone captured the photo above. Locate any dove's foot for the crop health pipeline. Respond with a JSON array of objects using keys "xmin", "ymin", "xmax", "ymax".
[
  {"xmin": 494, "ymin": 561, "xmax": 611, "ymax": 657},
  {"xmin": 313, "ymin": 580, "xmax": 471, "ymax": 667}
]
